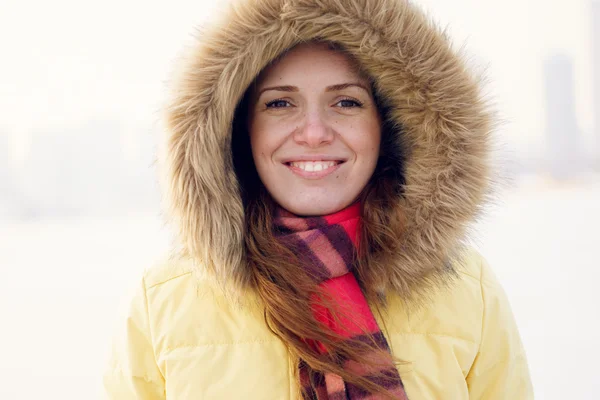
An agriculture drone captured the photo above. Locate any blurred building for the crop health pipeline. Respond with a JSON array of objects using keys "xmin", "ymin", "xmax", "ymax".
[
  {"xmin": 0, "ymin": 131, "xmax": 12, "ymax": 217},
  {"xmin": 593, "ymin": 0, "xmax": 600, "ymax": 165},
  {"xmin": 544, "ymin": 55, "xmax": 582, "ymax": 179}
]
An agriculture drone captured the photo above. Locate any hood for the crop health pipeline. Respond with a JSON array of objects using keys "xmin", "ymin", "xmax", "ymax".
[{"xmin": 163, "ymin": 0, "xmax": 492, "ymax": 299}]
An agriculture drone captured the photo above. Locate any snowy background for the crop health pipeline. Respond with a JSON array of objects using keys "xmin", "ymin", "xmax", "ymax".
[{"xmin": 1, "ymin": 0, "xmax": 599, "ymax": 399}]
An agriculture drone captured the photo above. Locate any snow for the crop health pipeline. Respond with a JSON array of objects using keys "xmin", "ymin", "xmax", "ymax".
[{"xmin": 0, "ymin": 178, "xmax": 598, "ymax": 399}]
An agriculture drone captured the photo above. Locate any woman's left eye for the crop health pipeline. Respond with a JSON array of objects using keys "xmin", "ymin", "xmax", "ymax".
[{"xmin": 336, "ymin": 98, "xmax": 363, "ymax": 108}]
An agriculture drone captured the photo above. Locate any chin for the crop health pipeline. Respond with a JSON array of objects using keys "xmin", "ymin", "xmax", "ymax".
[{"xmin": 282, "ymin": 198, "xmax": 350, "ymax": 217}]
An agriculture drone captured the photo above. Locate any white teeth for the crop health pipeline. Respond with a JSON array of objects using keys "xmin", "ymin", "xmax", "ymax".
[{"xmin": 290, "ymin": 161, "xmax": 338, "ymax": 172}]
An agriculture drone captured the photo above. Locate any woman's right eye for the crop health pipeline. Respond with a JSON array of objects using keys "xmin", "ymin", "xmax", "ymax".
[{"xmin": 265, "ymin": 99, "xmax": 290, "ymax": 108}]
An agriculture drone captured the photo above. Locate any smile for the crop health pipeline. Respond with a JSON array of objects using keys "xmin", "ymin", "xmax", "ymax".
[
  {"xmin": 284, "ymin": 160, "xmax": 345, "ymax": 179},
  {"xmin": 288, "ymin": 161, "xmax": 340, "ymax": 171}
]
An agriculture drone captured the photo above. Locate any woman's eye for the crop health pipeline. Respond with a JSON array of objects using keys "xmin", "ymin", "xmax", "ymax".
[
  {"xmin": 265, "ymin": 99, "xmax": 290, "ymax": 108},
  {"xmin": 336, "ymin": 99, "xmax": 363, "ymax": 108}
]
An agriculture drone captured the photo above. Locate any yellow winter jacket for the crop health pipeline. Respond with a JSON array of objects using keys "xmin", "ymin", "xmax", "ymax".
[
  {"xmin": 104, "ymin": 0, "xmax": 533, "ymax": 398},
  {"xmin": 104, "ymin": 250, "xmax": 531, "ymax": 399}
]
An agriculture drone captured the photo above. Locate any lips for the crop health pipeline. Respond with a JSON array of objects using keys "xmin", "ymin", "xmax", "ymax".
[{"xmin": 283, "ymin": 159, "xmax": 345, "ymax": 179}]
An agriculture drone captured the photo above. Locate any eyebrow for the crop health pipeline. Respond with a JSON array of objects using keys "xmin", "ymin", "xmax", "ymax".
[
  {"xmin": 326, "ymin": 82, "xmax": 370, "ymax": 93},
  {"xmin": 257, "ymin": 82, "xmax": 370, "ymax": 97}
]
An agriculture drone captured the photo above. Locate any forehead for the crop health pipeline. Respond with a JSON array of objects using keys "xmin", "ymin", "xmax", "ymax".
[{"xmin": 255, "ymin": 42, "xmax": 367, "ymax": 88}]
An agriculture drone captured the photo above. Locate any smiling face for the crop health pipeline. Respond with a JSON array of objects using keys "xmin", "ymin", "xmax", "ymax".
[{"xmin": 248, "ymin": 43, "xmax": 382, "ymax": 216}]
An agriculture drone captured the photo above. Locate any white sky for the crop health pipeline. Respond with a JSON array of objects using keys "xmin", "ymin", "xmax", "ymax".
[{"xmin": 0, "ymin": 0, "xmax": 596, "ymax": 155}]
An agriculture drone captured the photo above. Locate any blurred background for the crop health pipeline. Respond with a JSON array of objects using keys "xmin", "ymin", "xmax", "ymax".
[{"xmin": 0, "ymin": 0, "xmax": 598, "ymax": 398}]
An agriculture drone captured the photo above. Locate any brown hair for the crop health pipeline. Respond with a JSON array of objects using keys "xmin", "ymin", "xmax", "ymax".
[{"xmin": 231, "ymin": 42, "xmax": 407, "ymax": 398}]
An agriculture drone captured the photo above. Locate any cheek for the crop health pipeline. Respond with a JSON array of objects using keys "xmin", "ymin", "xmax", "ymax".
[
  {"xmin": 249, "ymin": 119, "xmax": 269, "ymax": 161},
  {"xmin": 250, "ymin": 116, "xmax": 293, "ymax": 161},
  {"xmin": 349, "ymin": 118, "xmax": 381, "ymax": 162},
  {"xmin": 249, "ymin": 132, "xmax": 262, "ymax": 161}
]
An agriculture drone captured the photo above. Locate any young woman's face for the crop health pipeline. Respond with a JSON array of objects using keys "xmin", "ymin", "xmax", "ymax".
[{"xmin": 248, "ymin": 43, "xmax": 381, "ymax": 216}]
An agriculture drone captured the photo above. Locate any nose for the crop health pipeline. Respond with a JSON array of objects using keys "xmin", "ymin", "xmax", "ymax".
[{"xmin": 293, "ymin": 110, "xmax": 334, "ymax": 147}]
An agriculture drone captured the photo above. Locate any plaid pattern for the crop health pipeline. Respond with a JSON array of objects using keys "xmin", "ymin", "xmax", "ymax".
[{"xmin": 274, "ymin": 203, "xmax": 409, "ymax": 400}]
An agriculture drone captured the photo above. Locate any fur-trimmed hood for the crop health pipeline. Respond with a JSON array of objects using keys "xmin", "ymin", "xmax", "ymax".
[{"xmin": 163, "ymin": 0, "xmax": 491, "ymax": 299}]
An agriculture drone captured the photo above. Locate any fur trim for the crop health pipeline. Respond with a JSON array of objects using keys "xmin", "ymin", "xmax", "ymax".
[{"xmin": 163, "ymin": 0, "xmax": 492, "ymax": 299}]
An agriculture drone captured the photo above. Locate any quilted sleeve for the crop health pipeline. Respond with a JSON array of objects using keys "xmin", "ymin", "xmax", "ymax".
[
  {"xmin": 465, "ymin": 255, "xmax": 534, "ymax": 399},
  {"xmin": 103, "ymin": 275, "xmax": 166, "ymax": 399}
]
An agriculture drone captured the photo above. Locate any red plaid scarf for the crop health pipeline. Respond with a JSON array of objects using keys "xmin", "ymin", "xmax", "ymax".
[{"xmin": 273, "ymin": 202, "xmax": 409, "ymax": 400}]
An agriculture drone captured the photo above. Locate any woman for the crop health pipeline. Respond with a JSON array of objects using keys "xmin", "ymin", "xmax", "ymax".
[{"xmin": 104, "ymin": 0, "xmax": 533, "ymax": 398}]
